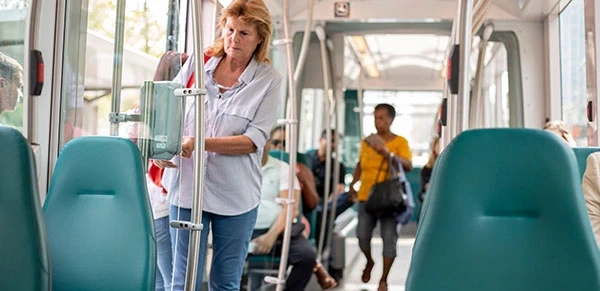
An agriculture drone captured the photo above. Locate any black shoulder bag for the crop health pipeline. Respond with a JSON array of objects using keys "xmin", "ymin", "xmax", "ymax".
[{"xmin": 365, "ymin": 156, "xmax": 407, "ymax": 216}]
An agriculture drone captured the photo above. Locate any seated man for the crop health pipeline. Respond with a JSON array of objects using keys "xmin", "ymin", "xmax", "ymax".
[
  {"xmin": 583, "ymin": 152, "xmax": 600, "ymax": 247},
  {"xmin": 306, "ymin": 129, "xmax": 355, "ymax": 217},
  {"xmin": 248, "ymin": 134, "xmax": 337, "ymax": 291}
]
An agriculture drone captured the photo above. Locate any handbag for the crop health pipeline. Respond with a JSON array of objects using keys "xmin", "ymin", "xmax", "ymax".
[{"xmin": 365, "ymin": 155, "xmax": 407, "ymax": 216}]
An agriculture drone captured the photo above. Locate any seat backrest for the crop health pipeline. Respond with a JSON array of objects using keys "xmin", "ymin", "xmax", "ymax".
[
  {"xmin": 573, "ymin": 147, "xmax": 600, "ymax": 180},
  {"xmin": 0, "ymin": 126, "xmax": 50, "ymax": 291},
  {"xmin": 407, "ymin": 128, "xmax": 600, "ymax": 291},
  {"xmin": 269, "ymin": 150, "xmax": 309, "ymax": 166},
  {"xmin": 43, "ymin": 136, "xmax": 155, "ymax": 291}
]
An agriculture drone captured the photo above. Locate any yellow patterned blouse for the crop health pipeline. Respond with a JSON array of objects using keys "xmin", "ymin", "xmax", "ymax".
[{"xmin": 356, "ymin": 135, "xmax": 412, "ymax": 202}]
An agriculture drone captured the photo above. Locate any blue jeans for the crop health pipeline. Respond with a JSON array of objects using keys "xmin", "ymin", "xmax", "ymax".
[
  {"xmin": 170, "ymin": 205, "xmax": 258, "ymax": 291},
  {"xmin": 155, "ymin": 216, "xmax": 173, "ymax": 291}
]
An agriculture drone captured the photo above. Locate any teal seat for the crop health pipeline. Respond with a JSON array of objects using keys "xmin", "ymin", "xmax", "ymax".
[
  {"xmin": 407, "ymin": 128, "xmax": 600, "ymax": 291},
  {"xmin": 573, "ymin": 147, "xmax": 600, "ymax": 180},
  {"xmin": 0, "ymin": 127, "xmax": 50, "ymax": 291},
  {"xmin": 43, "ymin": 137, "xmax": 155, "ymax": 291},
  {"xmin": 404, "ymin": 167, "xmax": 421, "ymax": 221}
]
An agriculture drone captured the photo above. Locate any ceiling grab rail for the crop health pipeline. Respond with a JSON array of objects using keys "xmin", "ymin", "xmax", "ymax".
[
  {"xmin": 169, "ymin": 0, "xmax": 208, "ymax": 290},
  {"xmin": 263, "ymin": 0, "xmax": 298, "ymax": 289},
  {"xmin": 456, "ymin": 0, "xmax": 475, "ymax": 135},
  {"xmin": 315, "ymin": 24, "xmax": 334, "ymax": 265},
  {"xmin": 108, "ymin": 0, "xmax": 126, "ymax": 137},
  {"xmin": 469, "ymin": 23, "xmax": 495, "ymax": 129},
  {"xmin": 471, "ymin": 0, "xmax": 490, "ymax": 35},
  {"xmin": 292, "ymin": 0, "xmax": 315, "ymax": 88}
]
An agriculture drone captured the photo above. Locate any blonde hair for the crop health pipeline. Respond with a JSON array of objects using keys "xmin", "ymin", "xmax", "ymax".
[
  {"xmin": 543, "ymin": 120, "xmax": 570, "ymax": 133},
  {"xmin": 208, "ymin": 0, "xmax": 272, "ymax": 64},
  {"xmin": 543, "ymin": 120, "xmax": 577, "ymax": 146},
  {"xmin": 425, "ymin": 136, "xmax": 440, "ymax": 168}
]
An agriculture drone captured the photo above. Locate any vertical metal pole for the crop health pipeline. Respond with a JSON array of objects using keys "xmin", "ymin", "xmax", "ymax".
[
  {"xmin": 325, "ymin": 94, "xmax": 341, "ymax": 267},
  {"xmin": 184, "ymin": 0, "xmax": 206, "ymax": 290},
  {"xmin": 166, "ymin": 0, "xmax": 179, "ymax": 51},
  {"xmin": 140, "ymin": 81, "xmax": 154, "ymax": 173},
  {"xmin": 357, "ymin": 68, "xmax": 365, "ymax": 138},
  {"xmin": 457, "ymin": 0, "xmax": 474, "ymax": 134},
  {"xmin": 274, "ymin": 0, "xmax": 297, "ymax": 289},
  {"xmin": 110, "ymin": 0, "xmax": 126, "ymax": 136},
  {"xmin": 24, "ymin": 0, "xmax": 42, "ymax": 142},
  {"xmin": 315, "ymin": 24, "xmax": 332, "ymax": 263}
]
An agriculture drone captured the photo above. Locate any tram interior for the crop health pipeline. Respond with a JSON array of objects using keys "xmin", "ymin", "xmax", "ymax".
[{"xmin": 3, "ymin": 0, "xmax": 599, "ymax": 290}]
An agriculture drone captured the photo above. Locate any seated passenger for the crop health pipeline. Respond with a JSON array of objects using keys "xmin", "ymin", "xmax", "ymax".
[
  {"xmin": 306, "ymin": 129, "xmax": 354, "ymax": 217},
  {"xmin": 269, "ymin": 125, "xmax": 320, "ymax": 224},
  {"xmin": 249, "ymin": 136, "xmax": 337, "ymax": 290},
  {"xmin": 305, "ymin": 129, "xmax": 355, "ymax": 280},
  {"xmin": 544, "ymin": 120, "xmax": 577, "ymax": 147},
  {"xmin": 419, "ymin": 136, "xmax": 440, "ymax": 204},
  {"xmin": 582, "ymin": 152, "xmax": 600, "ymax": 248}
]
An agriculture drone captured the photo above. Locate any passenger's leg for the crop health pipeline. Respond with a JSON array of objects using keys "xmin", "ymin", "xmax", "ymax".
[
  {"xmin": 332, "ymin": 191, "xmax": 354, "ymax": 217},
  {"xmin": 209, "ymin": 207, "xmax": 258, "ymax": 291},
  {"xmin": 169, "ymin": 206, "xmax": 211, "ymax": 291},
  {"xmin": 248, "ymin": 228, "xmax": 268, "ymax": 291},
  {"xmin": 170, "ymin": 206, "xmax": 191, "ymax": 291},
  {"xmin": 284, "ymin": 234, "xmax": 316, "ymax": 291},
  {"xmin": 155, "ymin": 215, "xmax": 173, "ymax": 291},
  {"xmin": 356, "ymin": 202, "xmax": 377, "ymax": 283},
  {"xmin": 379, "ymin": 214, "xmax": 399, "ymax": 291}
]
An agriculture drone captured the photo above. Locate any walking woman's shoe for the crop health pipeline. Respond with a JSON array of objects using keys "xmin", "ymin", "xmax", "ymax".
[{"xmin": 361, "ymin": 261, "xmax": 374, "ymax": 283}]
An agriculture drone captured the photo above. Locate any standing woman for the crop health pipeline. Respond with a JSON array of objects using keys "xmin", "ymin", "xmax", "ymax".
[
  {"xmin": 349, "ymin": 103, "xmax": 412, "ymax": 291},
  {"xmin": 153, "ymin": 1, "xmax": 282, "ymax": 290}
]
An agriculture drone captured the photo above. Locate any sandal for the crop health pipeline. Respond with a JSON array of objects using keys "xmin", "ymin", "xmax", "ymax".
[
  {"xmin": 314, "ymin": 263, "xmax": 338, "ymax": 290},
  {"xmin": 361, "ymin": 261, "xmax": 374, "ymax": 283}
]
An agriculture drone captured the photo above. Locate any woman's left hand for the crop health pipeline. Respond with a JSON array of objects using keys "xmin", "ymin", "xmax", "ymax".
[{"xmin": 181, "ymin": 136, "xmax": 195, "ymax": 158}]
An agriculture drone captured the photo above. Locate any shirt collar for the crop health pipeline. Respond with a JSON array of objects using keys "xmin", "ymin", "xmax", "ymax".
[{"xmin": 205, "ymin": 55, "xmax": 258, "ymax": 86}]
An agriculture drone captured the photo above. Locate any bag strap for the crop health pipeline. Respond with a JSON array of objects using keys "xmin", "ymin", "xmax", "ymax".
[{"xmin": 374, "ymin": 157, "xmax": 387, "ymax": 182}]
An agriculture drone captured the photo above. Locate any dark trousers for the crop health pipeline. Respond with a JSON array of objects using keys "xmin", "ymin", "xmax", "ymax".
[{"xmin": 249, "ymin": 225, "xmax": 316, "ymax": 291}]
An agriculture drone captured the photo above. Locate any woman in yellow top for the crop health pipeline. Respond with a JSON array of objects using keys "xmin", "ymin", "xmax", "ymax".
[{"xmin": 349, "ymin": 103, "xmax": 412, "ymax": 291}]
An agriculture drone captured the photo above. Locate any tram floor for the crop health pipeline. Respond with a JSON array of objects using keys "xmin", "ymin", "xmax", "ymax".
[{"xmin": 235, "ymin": 222, "xmax": 417, "ymax": 291}]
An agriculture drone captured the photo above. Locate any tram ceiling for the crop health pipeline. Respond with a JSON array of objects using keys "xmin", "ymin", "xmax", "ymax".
[{"xmin": 260, "ymin": 0, "xmax": 561, "ymax": 22}]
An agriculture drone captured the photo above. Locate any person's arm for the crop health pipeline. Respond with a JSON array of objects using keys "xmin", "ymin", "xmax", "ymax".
[
  {"xmin": 180, "ymin": 135, "xmax": 257, "ymax": 157},
  {"xmin": 334, "ymin": 162, "xmax": 346, "ymax": 196},
  {"xmin": 583, "ymin": 153, "xmax": 600, "ymax": 247},
  {"xmin": 252, "ymin": 177, "xmax": 301, "ymax": 254},
  {"xmin": 297, "ymin": 164, "xmax": 319, "ymax": 210}
]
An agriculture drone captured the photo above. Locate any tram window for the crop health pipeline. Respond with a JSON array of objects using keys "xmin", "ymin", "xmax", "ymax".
[
  {"xmin": 559, "ymin": 0, "xmax": 586, "ymax": 146},
  {"xmin": 0, "ymin": 1, "xmax": 27, "ymax": 131},
  {"xmin": 59, "ymin": 0, "xmax": 186, "ymax": 147}
]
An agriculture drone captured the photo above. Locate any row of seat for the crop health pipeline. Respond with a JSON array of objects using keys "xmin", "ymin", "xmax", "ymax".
[
  {"xmin": 406, "ymin": 128, "xmax": 600, "ymax": 291},
  {"xmin": 0, "ymin": 126, "xmax": 155, "ymax": 291}
]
